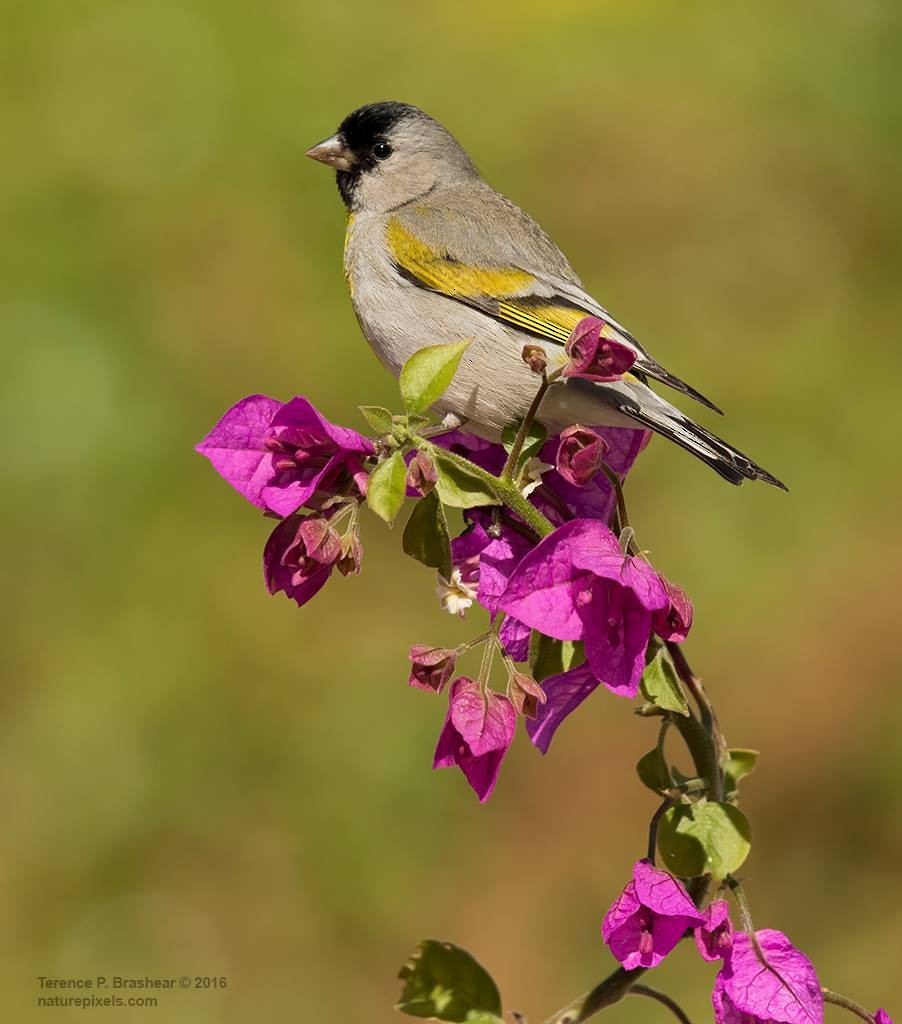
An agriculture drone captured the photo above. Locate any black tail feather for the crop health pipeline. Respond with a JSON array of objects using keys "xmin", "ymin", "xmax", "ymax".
[
  {"xmin": 624, "ymin": 407, "xmax": 787, "ymax": 490},
  {"xmin": 636, "ymin": 358, "xmax": 725, "ymax": 416}
]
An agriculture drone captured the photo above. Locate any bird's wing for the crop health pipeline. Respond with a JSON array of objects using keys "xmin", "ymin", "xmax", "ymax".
[{"xmin": 388, "ymin": 192, "xmax": 721, "ymax": 412}]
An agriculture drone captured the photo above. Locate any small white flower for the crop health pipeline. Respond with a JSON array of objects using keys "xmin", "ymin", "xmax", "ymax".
[
  {"xmin": 436, "ymin": 568, "xmax": 477, "ymax": 616},
  {"xmin": 521, "ymin": 457, "xmax": 554, "ymax": 497}
]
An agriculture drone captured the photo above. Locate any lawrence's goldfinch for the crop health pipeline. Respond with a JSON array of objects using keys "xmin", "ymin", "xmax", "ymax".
[{"xmin": 307, "ymin": 102, "xmax": 784, "ymax": 488}]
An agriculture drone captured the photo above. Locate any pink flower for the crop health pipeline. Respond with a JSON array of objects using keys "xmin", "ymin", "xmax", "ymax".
[
  {"xmin": 695, "ymin": 900, "xmax": 733, "ymax": 962},
  {"xmin": 197, "ymin": 394, "xmax": 373, "ymax": 517},
  {"xmin": 712, "ymin": 930, "xmax": 822, "ymax": 1024},
  {"xmin": 408, "ymin": 646, "xmax": 458, "ymax": 694},
  {"xmin": 451, "ymin": 512, "xmax": 534, "ymax": 618},
  {"xmin": 653, "ymin": 576, "xmax": 694, "ymax": 643},
  {"xmin": 263, "ymin": 513, "xmax": 347, "ymax": 607},
  {"xmin": 555, "ymin": 425, "xmax": 609, "ymax": 487},
  {"xmin": 563, "ymin": 317, "xmax": 637, "ymax": 382},
  {"xmin": 602, "ymin": 860, "xmax": 703, "ymax": 970},
  {"xmin": 499, "ymin": 519, "xmax": 671, "ymax": 699},
  {"xmin": 875, "ymin": 1011, "xmax": 894, "ymax": 1024},
  {"xmin": 433, "ymin": 678, "xmax": 516, "ymax": 802}
]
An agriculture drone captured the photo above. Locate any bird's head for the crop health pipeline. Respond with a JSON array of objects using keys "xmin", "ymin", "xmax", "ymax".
[{"xmin": 306, "ymin": 102, "xmax": 477, "ymax": 212}]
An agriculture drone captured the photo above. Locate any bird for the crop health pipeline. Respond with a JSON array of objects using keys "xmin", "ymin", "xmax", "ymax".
[{"xmin": 306, "ymin": 101, "xmax": 785, "ymax": 489}]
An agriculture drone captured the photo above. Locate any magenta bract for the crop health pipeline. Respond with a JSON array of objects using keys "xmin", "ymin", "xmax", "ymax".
[
  {"xmin": 525, "ymin": 661, "xmax": 598, "ymax": 754},
  {"xmin": 563, "ymin": 317, "xmax": 638, "ymax": 382},
  {"xmin": 694, "ymin": 900, "xmax": 733, "ymax": 962},
  {"xmin": 263, "ymin": 514, "xmax": 343, "ymax": 607},
  {"xmin": 653, "ymin": 576, "xmax": 694, "ymax": 643},
  {"xmin": 875, "ymin": 1011, "xmax": 894, "ymax": 1024},
  {"xmin": 712, "ymin": 930, "xmax": 823, "ymax": 1024},
  {"xmin": 555, "ymin": 425, "xmax": 609, "ymax": 487},
  {"xmin": 408, "ymin": 645, "xmax": 458, "ymax": 694},
  {"xmin": 196, "ymin": 394, "xmax": 374, "ymax": 516},
  {"xmin": 602, "ymin": 860, "xmax": 703, "ymax": 970},
  {"xmin": 499, "ymin": 519, "xmax": 670, "ymax": 699},
  {"xmin": 433, "ymin": 677, "xmax": 516, "ymax": 802}
]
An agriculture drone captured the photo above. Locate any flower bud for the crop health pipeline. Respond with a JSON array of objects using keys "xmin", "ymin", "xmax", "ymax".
[
  {"xmin": 406, "ymin": 450, "xmax": 438, "ymax": 496},
  {"xmin": 563, "ymin": 317, "xmax": 637, "ymax": 382},
  {"xmin": 336, "ymin": 529, "xmax": 363, "ymax": 576},
  {"xmin": 408, "ymin": 645, "xmax": 458, "ymax": 693},
  {"xmin": 652, "ymin": 577, "xmax": 694, "ymax": 643},
  {"xmin": 555, "ymin": 425, "xmax": 609, "ymax": 487},
  {"xmin": 521, "ymin": 344, "xmax": 548, "ymax": 376},
  {"xmin": 508, "ymin": 671, "xmax": 546, "ymax": 718}
]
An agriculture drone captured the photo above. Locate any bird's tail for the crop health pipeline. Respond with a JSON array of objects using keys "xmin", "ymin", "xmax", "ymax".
[{"xmin": 593, "ymin": 380, "xmax": 787, "ymax": 489}]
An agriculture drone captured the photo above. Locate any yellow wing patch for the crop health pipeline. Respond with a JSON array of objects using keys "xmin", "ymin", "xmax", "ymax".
[
  {"xmin": 386, "ymin": 217, "xmax": 595, "ymax": 346},
  {"xmin": 495, "ymin": 301, "xmax": 585, "ymax": 343},
  {"xmin": 386, "ymin": 218, "xmax": 535, "ymax": 299}
]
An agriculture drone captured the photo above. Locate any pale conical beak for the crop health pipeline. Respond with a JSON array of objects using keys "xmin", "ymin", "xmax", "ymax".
[{"xmin": 306, "ymin": 135, "xmax": 355, "ymax": 171}]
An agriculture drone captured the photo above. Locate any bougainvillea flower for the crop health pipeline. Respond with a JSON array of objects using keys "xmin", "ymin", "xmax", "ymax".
[
  {"xmin": 555, "ymin": 425, "xmax": 609, "ymax": 487},
  {"xmin": 406, "ymin": 450, "xmax": 438, "ymax": 496},
  {"xmin": 712, "ymin": 930, "xmax": 823, "ymax": 1024},
  {"xmin": 196, "ymin": 394, "xmax": 374, "ymax": 517},
  {"xmin": 451, "ymin": 512, "xmax": 533, "ymax": 618},
  {"xmin": 436, "ymin": 568, "xmax": 477, "ymax": 616},
  {"xmin": 875, "ymin": 1011, "xmax": 894, "ymax": 1024},
  {"xmin": 507, "ymin": 671, "xmax": 546, "ymax": 718},
  {"xmin": 408, "ymin": 645, "xmax": 458, "ymax": 694},
  {"xmin": 653, "ymin": 576, "xmax": 694, "ymax": 643},
  {"xmin": 602, "ymin": 860, "xmax": 703, "ymax": 969},
  {"xmin": 433, "ymin": 677, "xmax": 516, "ymax": 802},
  {"xmin": 263, "ymin": 513, "xmax": 345, "ymax": 607},
  {"xmin": 694, "ymin": 900, "xmax": 733, "ymax": 962},
  {"xmin": 499, "ymin": 519, "xmax": 670, "ymax": 698},
  {"xmin": 563, "ymin": 317, "xmax": 638, "ymax": 382}
]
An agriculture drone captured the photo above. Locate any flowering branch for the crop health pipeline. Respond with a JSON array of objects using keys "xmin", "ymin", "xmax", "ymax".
[{"xmin": 196, "ymin": 324, "xmax": 895, "ymax": 1024}]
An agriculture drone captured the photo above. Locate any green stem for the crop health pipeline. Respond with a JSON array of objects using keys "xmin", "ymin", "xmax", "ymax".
[
  {"xmin": 629, "ymin": 986, "xmax": 694, "ymax": 1024},
  {"xmin": 541, "ymin": 968, "xmax": 646, "ymax": 1024},
  {"xmin": 598, "ymin": 460, "xmax": 631, "ymax": 539},
  {"xmin": 647, "ymin": 797, "xmax": 674, "ymax": 864},
  {"xmin": 501, "ymin": 375, "xmax": 552, "ymax": 482},
  {"xmin": 666, "ymin": 641, "xmax": 725, "ymax": 802},
  {"xmin": 420, "ymin": 441, "xmax": 556, "ymax": 539},
  {"xmin": 822, "ymin": 989, "xmax": 876, "ymax": 1024}
]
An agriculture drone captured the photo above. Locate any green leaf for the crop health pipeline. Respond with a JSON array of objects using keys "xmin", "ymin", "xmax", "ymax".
[
  {"xmin": 359, "ymin": 405, "xmax": 394, "ymax": 434},
  {"xmin": 529, "ymin": 634, "xmax": 584, "ymax": 683},
  {"xmin": 396, "ymin": 940, "xmax": 503, "ymax": 1023},
  {"xmin": 657, "ymin": 801, "xmax": 751, "ymax": 881},
  {"xmin": 636, "ymin": 747, "xmax": 671, "ymax": 795},
  {"xmin": 400, "ymin": 339, "xmax": 472, "ymax": 415},
  {"xmin": 432, "ymin": 452, "xmax": 499, "ymax": 509},
  {"xmin": 501, "ymin": 419, "xmax": 548, "ymax": 472},
  {"xmin": 403, "ymin": 491, "xmax": 452, "ymax": 579},
  {"xmin": 724, "ymin": 748, "xmax": 759, "ymax": 797},
  {"xmin": 367, "ymin": 451, "xmax": 407, "ymax": 525},
  {"xmin": 640, "ymin": 650, "xmax": 690, "ymax": 717}
]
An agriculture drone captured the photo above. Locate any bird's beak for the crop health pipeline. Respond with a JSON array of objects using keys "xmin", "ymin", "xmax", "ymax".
[{"xmin": 306, "ymin": 134, "xmax": 355, "ymax": 171}]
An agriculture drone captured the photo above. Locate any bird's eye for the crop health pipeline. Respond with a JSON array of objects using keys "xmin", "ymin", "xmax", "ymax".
[{"xmin": 372, "ymin": 141, "xmax": 393, "ymax": 160}]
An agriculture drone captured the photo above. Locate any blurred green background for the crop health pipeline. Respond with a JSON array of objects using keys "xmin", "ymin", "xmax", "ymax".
[{"xmin": 3, "ymin": 0, "xmax": 901, "ymax": 1020}]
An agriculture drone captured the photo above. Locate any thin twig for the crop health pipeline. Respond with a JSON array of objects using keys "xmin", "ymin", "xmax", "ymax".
[
  {"xmin": 666, "ymin": 641, "xmax": 725, "ymax": 802},
  {"xmin": 629, "ymin": 985, "xmax": 694, "ymax": 1024},
  {"xmin": 540, "ymin": 967, "xmax": 646, "ymax": 1024},
  {"xmin": 502, "ymin": 376, "xmax": 551, "ymax": 481},
  {"xmin": 647, "ymin": 797, "xmax": 675, "ymax": 864},
  {"xmin": 822, "ymin": 989, "xmax": 876, "ymax": 1024}
]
